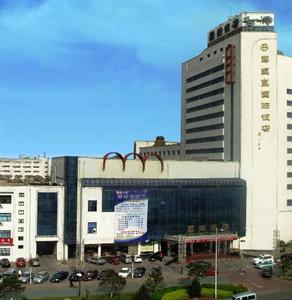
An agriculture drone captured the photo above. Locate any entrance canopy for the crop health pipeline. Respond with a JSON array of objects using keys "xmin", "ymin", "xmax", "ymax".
[{"xmin": 164, "ymin": 233, "xmax": 238, "ymax": 244}]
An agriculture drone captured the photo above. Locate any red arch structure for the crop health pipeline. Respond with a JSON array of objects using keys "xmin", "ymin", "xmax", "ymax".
[
  {"xmin": 142, "ymin": 153, "xmax": 164, "ymax": 172},
  {"xmin": 102, "ymin": 152, "xmax": 164, "ymax": 173},
  {"xmin": 102, "ymin": 152, "xmax": 125, "ymax": 171}
]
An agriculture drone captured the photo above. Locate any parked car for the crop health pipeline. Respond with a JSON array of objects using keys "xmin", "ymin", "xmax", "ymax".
[
  {"xmin": 148, "ymin": 251, "xmax": 165, "ymax": 262},
  {"xmin": 118, "ymin": 267, "xmax": 131, "ymax": 278},
  {"xmin": 120, "ymin": 253, "xmax": 132, "ymax": 264},
  {"xmin": 97, "ymin": 269, "xmax": 112, "ymax": 280},
  {"xmin": 106, "ymin": 256, "xmax": 120, "ymax": 265},
  {"xmin": 29, "ymin": 258, "xmax": 40, "ymax": 267},
  {"xmin": 204, "ymin": 266, "xmax": 218, "ymax": 276},
  {"xmin": 50, "ymin": 271, "xmax": 69, "ymax": 283},
  {"xmin": 18, "ymin": 270, "xmax": 34, "ymax": 284},
  {"xmin": 0, "ymin": 258, "xmax": 10, "ymax": 268},
  {"xmin": 133, "ymin": 255, "xmax": 142, "ymax": 263},
  {"xmin": 69, "ymin": 270, "xmax": 84, "ymax": 281},
  {"xmin": 1, "ymin": 268, "xmax": 17, "ymax": 281},
  {"xmin": 252, "ymin": 254, "xmax": 274, "ymax": 265},
  {"xmin": 164, "ymin": 256, "xmax": 178, "ymax": 266},
  {"xmin": 133, "ymin": 267, "xmax": 146, "ymax": 278},
  {"xmin": 262, "ymin": 267, "xmax": 273, "ymax": 278},
  {"xmin": 85, "ymin": 257, "xmax": 106, "ymax": 265},
  {"xmin": 33, "ymin": 271, "xmax": 50, "ymax": 284},
  {"xmin": 255, "ymin": 261, "xmax": 276, "ymax": 270},
  {"xmin": 83, "ymin": 269, "xmax": 98, "ymax": 281},
  {"xmin": 16, "ymin": 257, "xmax": 26, "ymax": 268}
]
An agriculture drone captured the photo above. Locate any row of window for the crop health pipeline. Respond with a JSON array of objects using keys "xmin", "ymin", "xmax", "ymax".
[
  {"xmin": 185, "ymin": 147, "xmax": 224, "ymax": 154},
  {"xmin": 186, "ymin": 99, "xmax": 224, "ymax": 114},
  {"xmin": 199, "ymin": 48, "xmax": 224, "ymax": 61},
  {"xmin": 186, "ymin": 135, "xmax": 224, "ymax": 144},
  {"xmin": 143, "ymin": 150, "xmax": 180, "ymax": 156},
  {"xmin": 186, "ymin": 123, "xmax": 224, "ymax": 134},
  {"xmin": 186, "ymin": 88, "xmax": 224, "ymax": 104},
  {"xmin": 186, "ymin": 76, "xmax": 224, "ymax": 94},
  {"xmin": 0, "ymin": 211, "xmax": 24, "ymax": 221},
  {"xmin": 186, "ymin": 64, "xmax": 224, "ymax": 84},
  {"xmin": 186, "ymin": 111, "xmax": 224, "ymax": 124}
]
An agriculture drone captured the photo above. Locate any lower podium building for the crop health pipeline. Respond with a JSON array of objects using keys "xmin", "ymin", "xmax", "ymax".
[{"xmin": 51, "ymin": 155, "xmax": 246, "ymax": 260}]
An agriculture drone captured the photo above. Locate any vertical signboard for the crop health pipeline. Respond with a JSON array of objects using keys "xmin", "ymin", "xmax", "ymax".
[{"xmin": 114, "ymin": 190, "xmax": 148, "ymax": 243}]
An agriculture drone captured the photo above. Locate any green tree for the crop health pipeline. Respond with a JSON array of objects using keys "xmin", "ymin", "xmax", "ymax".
[
  {"xmin": 0, "ymin": 274, "xmax": 25, "ymax": 298},
  {"xmin": 187, "ymin": 262, "xmax": 206, "ymax": 280},
  {"xmin": 188, "ymin": 278, "xmax": 201, "ymax": 298},
  {"xmin": 145, "ymin": 267, "xmax": 164, "ymax": 293},
  {"xmin": 99, "ymin": 269, "xmax": 126, "ymax": 298},
  {"xmin": 134, "ymin": 283, "xmax": 152, "ymax": 300}
]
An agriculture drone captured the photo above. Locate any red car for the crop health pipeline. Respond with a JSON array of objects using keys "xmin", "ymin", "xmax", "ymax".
[
  {"xmin": 205, "ymin": 266, "xmax": 219, "ymax": 276},
  {"xmin": 16, "ymin": 257, "xmax": 26, "ymax": 267}
]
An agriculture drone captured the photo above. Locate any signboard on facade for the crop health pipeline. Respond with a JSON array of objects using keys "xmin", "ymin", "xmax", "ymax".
[
  {"xmin": 0, "ymin": 238, "xmax": 13, "ymax": 246},
  {"xmin": 114, "ymin": 190, "xmax": 148, "ymax": 243}
]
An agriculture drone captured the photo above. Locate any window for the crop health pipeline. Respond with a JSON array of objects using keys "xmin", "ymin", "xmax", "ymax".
[
  {"xmin": 186, "ymin": 64, "xmax": 224, "ymax": 83},
  {"xmin": 18, "ymin": 201, "xmax": 24, "ymax": 206},
  {"xmin": 287, "ymin": 172, "xmax": 292, "ymax": 177},
  {"xmin": 288, "ymin": 137, "xmax": 292, "ymax": 142},
  {"xmin": 19, "ymin": 193, "xmax": 24, "ymax": 197},
  {"xmin": 287, "ymin": 112, "xmax": 292, "ymax": 118},
  {"xmin": 287, "ymin": 101, "xmax": 292, "ymax": 106},
  {"xmin": 0, "ymin": 248, "xmax": 10, "ymax": 256},
  {"xmin": 18, "ymin": 219, "xmax": 24, "ymax": 224},
  {"xmin": 18, "ymin": 245, "xmax": 24, "ymax": 249},
  {"xmin": 186, "ymin": 99, "xmax": 224, "ymax": 113},
  {"xmin": 287, "ymin": 184, "xmax": 292, "ymax": 190},
  {"xmin": 185, "ymin": 148, "xmax": 224, "ymax": 154},
  {"xmin": 216, "ymin": 27, "xmax": 223, "ymax": 37},
  {"xmin": 287, "ymin": 200, "xmax": 292, "ymax": 206},
  {"xmin": 0, "ymin": 195, "xmax": 12, "ymax": 204},
  {"xmin": 287, "ymin": 89, "xmax": 292, "ymax": 95},
  {"xmin": 224, "ymin": 23, "xmax": 230, "ymax": 33},
  {"xmin": 18, "ymin": 227, "xmax": 24, "ymax": 232},
  {"xmin": 0, "ymin": 230, "xmax": 11, "ymax": 238},
  {"xmin": 88, "ymin": 222, "xmax": 97, "ymax": 234},
  {"xmin": 186, "ymin": 76, "xmax": 224, "ymax": 94},
  {"xmin": 18, "ymin": 210, "xmax": 24, "ymax": 215},
  {"xmin": 288, "ymin": 124, "xmax": 292, "ymax": 130},
  {"xmin": 186, "ymin": 135, "xmax": 224, "ymax": 144},
  {"xmin": 18, "ymin": 236, "xmax": 24, "ymax": 241},
  {"xmin": 209, "ymin": 31, "xmax": 215, "ymax": 41},
  {"xmin": 88, "ymin": 200, "xmax": 97, "ymax": 212},
  {"xmin": 186, "ymin": 123, "xmax": 224, "ymax": 134},
  {"xmin": 0, "ymin": 213, "xmax": 11, "ymax": 222},
  {"xmin": 288, "ymin": 160, "xmax": 292, "ymax": 166},
  {"xmin": 186, "ymin": 88, "xmax": 225, "ymax": 104},
  {"xmin": 186, "ymin": 111, "xmax": 224, "ymax": 124}
]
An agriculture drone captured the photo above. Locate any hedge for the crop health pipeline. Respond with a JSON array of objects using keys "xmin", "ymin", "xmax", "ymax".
[{"xmin": 161, "ymin": 289, "xmax": 188, "ymax": 300}]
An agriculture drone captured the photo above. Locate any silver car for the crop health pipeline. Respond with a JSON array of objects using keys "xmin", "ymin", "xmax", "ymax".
[
  {"xmin": 18, "ymin": 271, "xmax": 34, "ymax": 284},
  {"xmin": 85, "ymin": 257, "xmax": 106, "ymax": 265},
  {"xmin": 33, "ymin": 271, "xmax": 50, "ymax": 284}
]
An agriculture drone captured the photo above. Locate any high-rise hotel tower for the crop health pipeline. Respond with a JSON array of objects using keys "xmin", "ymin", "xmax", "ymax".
[{"xmin": 181, "ymin": 12, "xmax": 292, "ymax": 250}]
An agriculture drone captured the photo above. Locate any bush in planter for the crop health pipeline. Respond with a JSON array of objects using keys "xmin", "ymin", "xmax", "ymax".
[{"xmin": 187, "ymin": 278, "xmax": 201, "ymax": 298}]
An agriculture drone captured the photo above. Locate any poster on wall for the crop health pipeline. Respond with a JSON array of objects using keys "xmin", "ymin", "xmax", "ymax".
[{"xmin": 114, "ymin": 190, "xmax": 148, "ymax": 243}]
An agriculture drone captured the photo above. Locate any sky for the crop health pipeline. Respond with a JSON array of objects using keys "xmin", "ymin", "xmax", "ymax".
[{"xmin": 0, "ymin": 0, "xmax": 291, "ymax": 158}]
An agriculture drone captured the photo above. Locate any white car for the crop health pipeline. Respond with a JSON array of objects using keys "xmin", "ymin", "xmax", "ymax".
[
  {"xmin": 133, "ymin": 255, "xmax": 142, "ymax": 263},
  {"xmin": 252, "ymin": 254, "xmax": 274, "ymax": 265},
  {"xmin": 118, "ymin": 267, "xmax": 131, "ymax": 278}
]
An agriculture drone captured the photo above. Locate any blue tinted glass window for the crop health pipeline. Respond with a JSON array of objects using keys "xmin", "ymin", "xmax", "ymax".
[
  {"xmin": 88, "ymin": 222, "xmax": 97, "ymax": 233},
  {"xmin": 37, "ymin": 193, "xmax": 58, "ymax": 235}
]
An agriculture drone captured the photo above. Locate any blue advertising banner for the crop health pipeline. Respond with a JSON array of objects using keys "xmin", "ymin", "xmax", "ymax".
[{"xmin": 114, "ymin": 190, "xmax": 148, "ymax": 243}]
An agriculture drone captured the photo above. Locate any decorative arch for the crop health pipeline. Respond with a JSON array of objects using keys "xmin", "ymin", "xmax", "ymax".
[
  {"xmin": 142, "ymin": 153, "xmax": 164, "ymax": 172},
  {"xmin": 102, "ymin": 152, "xmax": 124, "ymax": 171},
  {"xmin": 123, "ymin": 152, "xmax": 144, "ymax": 171}
]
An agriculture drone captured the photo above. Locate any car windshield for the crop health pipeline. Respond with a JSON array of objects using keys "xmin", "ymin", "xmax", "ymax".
[{"xmin": 121, "ymin": 269, "xmax": 128, "ymax": 273}]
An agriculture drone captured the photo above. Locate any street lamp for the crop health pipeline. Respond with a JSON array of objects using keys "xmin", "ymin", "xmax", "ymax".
[
  {"xmin": 215, "ymin": 227, "xmax": 223, "ymax": 299},
  {"xmin": 76, "ymin": 272, "xmax": 83, "ymax": 298}
]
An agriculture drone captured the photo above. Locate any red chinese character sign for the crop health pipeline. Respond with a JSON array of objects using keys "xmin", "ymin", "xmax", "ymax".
[{"xmin": 0, "ymin": 238, "xmax": 13, "ymax": 245}]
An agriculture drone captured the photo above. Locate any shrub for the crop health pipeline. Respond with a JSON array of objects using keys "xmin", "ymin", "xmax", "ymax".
[
  {"xmin": 187, "ymin": 278, "xmax": 201, "ymax": 298},
  {"xmin": 161, "ymin": 289, "xmax": 188, "ymax": 300},
  {"xmin": 152, "ymin": 286, "xmax": 183, "ymax": 300}
]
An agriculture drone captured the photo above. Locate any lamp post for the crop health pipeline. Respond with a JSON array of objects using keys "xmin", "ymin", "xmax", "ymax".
[
  {"xmin": 76, "ymin": 272, "xmax": 83, "ymax": 298},
  {"xmin": 215, "ymin": 227, "xmax": 223, "ymax": 299}
]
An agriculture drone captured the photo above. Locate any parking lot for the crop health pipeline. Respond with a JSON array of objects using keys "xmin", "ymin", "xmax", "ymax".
[{"xmin": 2, "ymin": 255, "xmax": 292, "ymax": 299}]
